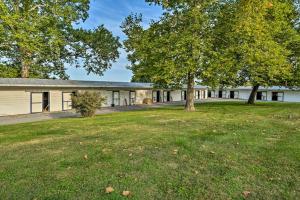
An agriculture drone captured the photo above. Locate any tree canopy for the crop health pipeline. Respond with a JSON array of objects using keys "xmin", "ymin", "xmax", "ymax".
[
  {"xmin": 0, "ymin": 0, "xmax": 121, "ymax": 79},
  {"xmin": 208, "ymin": 0, "xmax": 300, "ymax": 103},
  {"xmin": 122, "ymin": 1, "xmax": 217, "ymax": 111}
]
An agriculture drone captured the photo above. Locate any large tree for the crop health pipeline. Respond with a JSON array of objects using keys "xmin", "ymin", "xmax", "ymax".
[
  {"xmin": 122, "ymin": 1, "xmax": 216, "ymax": 111},
  {"xmin": 209, "ymin": 0, "xmax": 300, "ymax": 104},
  {"xmin": 0, "ymin": 0, "xmax": 121, "ymax": 79}
]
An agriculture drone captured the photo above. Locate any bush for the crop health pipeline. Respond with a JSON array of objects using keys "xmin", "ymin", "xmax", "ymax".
[
  {"xmin": 143, "ymin": 98, "xmax": 153, "ymax": 105},
  {"xmin": 71, "ymin": 91, "xmax": 105, "ymax": 117}
]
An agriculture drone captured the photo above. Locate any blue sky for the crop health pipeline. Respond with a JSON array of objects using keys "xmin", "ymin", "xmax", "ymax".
[{"xmin": 67, "ymin": 0, "xmax": 163, "ymax": 82}]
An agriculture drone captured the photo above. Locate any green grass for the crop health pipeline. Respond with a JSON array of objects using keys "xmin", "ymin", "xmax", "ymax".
[{"xmin": 0, "ymin": 102, "xmax": 299, "ymax": 200}]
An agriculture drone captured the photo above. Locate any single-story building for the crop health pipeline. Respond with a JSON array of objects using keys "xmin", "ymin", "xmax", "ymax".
[
  {"xmin": 208, "ymin": 86, "xmax": 300, "ymax": 102},
  {"xmin": 0, "ymin": 78, "xmax": 208, "ymax": 116}
]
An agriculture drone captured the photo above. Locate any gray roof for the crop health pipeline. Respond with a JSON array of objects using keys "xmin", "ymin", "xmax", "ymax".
[
  {"xmin": 222, "ymin": 86, "xmax": 300, "ymax": 91},
  {"xmin": 0, "ymin": 78, "xmax": 209, "ymax": 90},
  {"xmin": 0, "ymin": 78, "xmax": 153, "ymax": 89}
]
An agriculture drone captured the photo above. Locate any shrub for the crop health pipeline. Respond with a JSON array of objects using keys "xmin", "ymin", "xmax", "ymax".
[
  {"xmin": 143, "ymin": 98, "xmax": 153, "ymax": 105},
  {"xmin": 71, "ymin": 91, "xmax": 106, "ymax": 117}
]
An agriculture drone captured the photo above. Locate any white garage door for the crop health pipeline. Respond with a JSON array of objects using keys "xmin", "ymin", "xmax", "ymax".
[
  {"xmin": 63, "ymin": 92, "xmax": 73, "ymax": 110},
  {"xmin": 31, "ymin": 93, "xmax": 43, "ymax": 113}
]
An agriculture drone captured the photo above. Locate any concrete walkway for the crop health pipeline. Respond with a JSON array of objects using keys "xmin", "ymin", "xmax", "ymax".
[
  {"xmin": 0, "ymin": 99, "xmax": 243, "ymax": 126},
  {"xmin": 0, "ymin": 104, "xmax": 165, "ymax": 126}
]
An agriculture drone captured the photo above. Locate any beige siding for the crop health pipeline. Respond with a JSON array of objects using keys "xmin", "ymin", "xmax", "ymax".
[
  {"xmin": 50, "ymin": 91, "xmax": 62, "ymax": 112},
  {"xmin": 0, "ymin": 90, "xmax": 30, "ymax": 116},
  {"xmin": 136, "ymin": 90, "xmax": 152, "ymax": 104}
]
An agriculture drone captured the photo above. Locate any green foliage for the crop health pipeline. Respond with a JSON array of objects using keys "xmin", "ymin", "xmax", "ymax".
[
  {"xmin": 0, "ymin": 0, "xmax": 120, "ymax": 78},
  {"xmin": 0, "ymin": 65, "xmax": 20, "ymax": 78},
  {"xmin": 208, "ymin": 0, "xmax": 300, "ymax": 88},
  {"xmin": 71, "ymin": 91, "xmax": 105, "ymax": 117},
  {"xmin": 122, "ymin": 1, "xmax": 217, "ymax": 110}
]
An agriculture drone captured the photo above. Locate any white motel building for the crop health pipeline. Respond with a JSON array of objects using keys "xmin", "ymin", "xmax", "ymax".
[{"xmin": 0, "ymin": 78, "xmax": 299, "ymax": 116}]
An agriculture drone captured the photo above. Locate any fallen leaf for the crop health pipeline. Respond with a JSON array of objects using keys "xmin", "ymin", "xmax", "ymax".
[
  {"xmin": 105, "ymin": 186, "xmax": 114, "ymax": 193},
  {"xmin": 242, "ymin": 191, "xmax": 251, "ymax": 198},
  {"xmin": 122, "ymin": 190, "xmax": 131, "ymax": 196}
]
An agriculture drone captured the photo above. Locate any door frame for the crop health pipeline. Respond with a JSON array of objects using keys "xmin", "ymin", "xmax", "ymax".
[
  {"xmin": 112, "ymin": 91, "xmax": 120, "ymax": 106},
  {"xmin": 129, "ymin": 91, "xmax": 136, "ymax": 105},
  {"xmin": 30, "ymin": 92, "xmax": 43, "ymax": 114}
]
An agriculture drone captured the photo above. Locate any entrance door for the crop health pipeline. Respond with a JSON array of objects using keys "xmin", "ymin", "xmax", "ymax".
[
  {"xmin": 152, "ymin": 91, "xmax": 157, "ymax": 103},
  {"xmin": 272, "ymin": 92, "xmax": 284, "ymax": 101},
  {"xmin": 31, "ymin": 93, "xmax": 43, "ymax": 113},
  {"xmin": 157, "ymin": 91, "xmax": 161, "ymax": 102},
  {"xmin": 257, "ymin": 92, "xmax": 263, "ymax": 100},
  {"xmin": 62, "ymin": 92, "xmax": 73, "ymax": 110},
  {"xmin": 43, "ymin": 92, "xmax": 50, "ymax": 112},
  {"xmin": 230, "ymin": 91, "xmax": 235, "ymax": 99},
  {"xmin": 129, "ymin": 91, "xmax": 136, "ymax": 105},
  {"xmin": 219, "ymin": 90, "xmax": 223, "ymax": 98},
  {"xmin": 181, "ymin": 91, "xmax": 187, "ymax": 101},
  {"xmin": 113, "ymin": 91, "xmax": 120, "ymax": 106},
  {"xmin": 163, "ymin": 91, "xmax": 171, "ymax": 102}
]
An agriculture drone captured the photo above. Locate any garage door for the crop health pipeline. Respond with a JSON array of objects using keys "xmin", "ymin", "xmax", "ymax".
[
  {"xmin": 31, "ymin": 93, "xmax": 43, "ymax": 113},
  {"xmin": 62, "ymin": 92, "xmax": 73, "ymax": 110}
]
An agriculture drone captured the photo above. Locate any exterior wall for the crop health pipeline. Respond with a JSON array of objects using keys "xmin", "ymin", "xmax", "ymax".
[
  {"xmin": 136, "ymin": 90, "xmax": 152, "ymax": 104},
  {"xmin": 50, "ymin": 91, "xmax": 63, "ymax": 112},
  {"xmin": 171, "ymin": 90, "xmax": 182, "ymax": 101},
  {"xmin": 212, "ymin": 89, "xmax": 300, "ymax": 102},
  {"xmin": 284, "ymin": 91, "xmax": 300, "ymax": 102},
  {"xmin": 0, "ymin": 89, "xmax": 30, "ymax": 116}
]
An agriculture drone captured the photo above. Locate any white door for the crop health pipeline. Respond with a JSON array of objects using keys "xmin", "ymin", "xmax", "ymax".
[
  {"xmin": 113, "ymin": 91, "xmax": 120, "ymax": 106},
  {"xmin": 130, "ymin": 91, "xmax": 136, "ymax": 105},
  {"xmin": 31, "ymin": 93, "xmax": 43, "ymax": 113},
  {"xmin": 152, "ymin": 91, "xmax": 157, "ymax": 103},
  {"xmin": 63, "ymin": 92, "xmax": 73, "ymax": 110}
]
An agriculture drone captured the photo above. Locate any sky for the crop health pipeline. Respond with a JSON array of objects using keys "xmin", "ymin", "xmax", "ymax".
[{"xmin": 66, "ymin": 0, "xmax": 163, "ymax": 82}]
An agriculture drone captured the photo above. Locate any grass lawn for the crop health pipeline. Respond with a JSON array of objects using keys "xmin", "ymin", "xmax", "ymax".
[{"xmin": 0, "ymin": 102, "xmax": 299, "ymax": 200}]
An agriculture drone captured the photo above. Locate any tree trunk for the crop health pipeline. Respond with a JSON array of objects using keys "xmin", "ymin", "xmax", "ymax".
[
  {"xmin": 21, "ymin": 62, "xmax": 30, "ymax": 78},
  {"xmin": 185, "ymin": 73, "xmax": 195, "ymax": 111},
  {"xmin": 247, "ymin": 85, "xmax": 259, "ymax": 104}
]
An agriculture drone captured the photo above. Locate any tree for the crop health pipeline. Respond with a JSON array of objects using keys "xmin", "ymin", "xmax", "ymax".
[
  {"xmin": 209, "ymin": 0, "xmax": 300, "ymax": 104},
  {"xmin": 122, "ymin": 1, "xmax": 216, "ymax": 111},
  {"xmin": 0, "ymin": 1, "xmax": 121, "ymax": 79}
]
